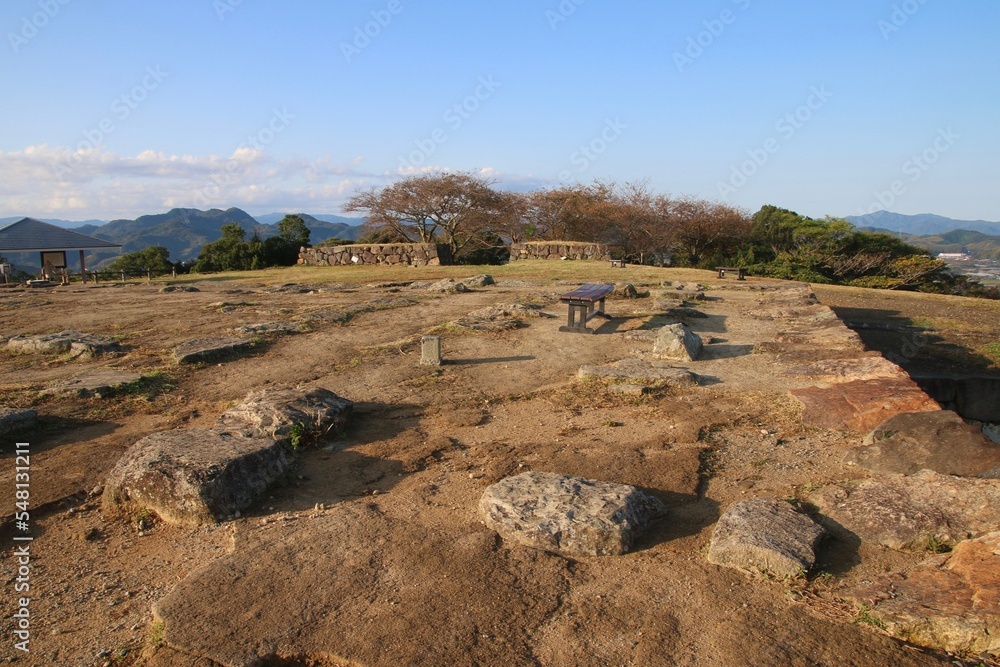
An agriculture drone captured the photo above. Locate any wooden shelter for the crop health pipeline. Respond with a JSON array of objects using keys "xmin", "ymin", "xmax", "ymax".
[{"xmin": 0, "ymin": 217, "xmax": 120, "ymax": 284}]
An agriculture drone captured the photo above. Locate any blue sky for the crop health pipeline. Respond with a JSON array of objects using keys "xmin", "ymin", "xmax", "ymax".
[{"xmin": 1, "ymin": 0, "xmax": 997, "ymax": 222}]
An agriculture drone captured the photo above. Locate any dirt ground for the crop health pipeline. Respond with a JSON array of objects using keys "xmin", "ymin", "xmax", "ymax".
[{"xmin": 1, "ymin": 262, "xmax": 997, "ymax": 666}]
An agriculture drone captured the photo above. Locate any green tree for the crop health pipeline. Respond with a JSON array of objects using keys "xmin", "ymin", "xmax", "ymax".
[
  {"xmin": 277, "ymin": 214, "xmax": 311, "ymax": 247},
  {"xmin": 107, "ymin": 245, "xmax": 172, "ymax": 274},
  {"xmin": 192, "ymin": 223, "xmax": 252, "ymax": 272}
]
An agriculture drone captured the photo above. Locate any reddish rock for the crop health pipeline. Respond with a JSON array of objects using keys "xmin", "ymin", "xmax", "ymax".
[
  {"xmin": 850, "ymin": 410, "xmax": 1000, "ymax": 478},
  {"xmin": 785, "ymin": 356, "xmax": 906, "ymax": 383},
  {"xmin": 789, "ymin": 377, "xmax": 939, "ymax": 433},
  {"xmin": 850, "ymin": 531, "xmax": 1000, "ymax": 655}
]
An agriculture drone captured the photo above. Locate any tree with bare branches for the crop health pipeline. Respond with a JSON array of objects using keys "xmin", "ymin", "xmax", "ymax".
[{"xmin": 343, "ymin": 171, "xmax": 505, "ymax": 259}]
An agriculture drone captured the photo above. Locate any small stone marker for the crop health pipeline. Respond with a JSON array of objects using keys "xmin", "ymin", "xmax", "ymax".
[
  {"xmin": 479, "ymin": 471, "xmax": 667, "ymax": 557},
  {"xmin": 652, "ymin": 323, "xmax": 703, "ymax": 362},
  {"xmin": 420, "ymin": 335, "xmax": 442, "ymax": 366},
  {"xmin": 708, "ymin": 498, "xmax": 825, "ymax": 579}
]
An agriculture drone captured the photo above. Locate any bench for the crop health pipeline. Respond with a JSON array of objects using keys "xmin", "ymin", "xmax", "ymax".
[
  {"xmin": 610, "ymin": 259, "xmax": 626, "ymax": 268},
  {"xmin": 715, "ymin": 266, "xmax": 746, "ymax": 280},
  {"xmin": 559, "ymin": 283, "xmax": 614, "ymax": 334}
]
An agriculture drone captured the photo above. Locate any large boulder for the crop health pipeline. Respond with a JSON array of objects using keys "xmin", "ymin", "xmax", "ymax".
[
  {"xmin": 652, "ymin": 323, "xmax": 703, "ymax": 362},
  {"xmin": 812, "ymin": 471, "xmax": 1000, "ymax": 550},
  {"xmin": 102, "ymin": 428, "xmax": 289, "ymax": 526},
  {"xmin": 0, "ymin": 408, "xmax": 37, "ymax": 436},
  {"xmin": 848, "ymin": 531, "xmax": 1000, "ymax": 655},
  {"xmin": 849, "ymin": 410, "xmax": 1000, "ymax": 478},
  {"xmin": 479, "ymin": 471, "xmax": 667, "ymax": 557},
  {"xmin": 708, "ymin": 498, "xmax": 825, "ymax": 579},
  {"xmin": 216, "ymin": 387, "xmax": 353, "ymax": 441}
]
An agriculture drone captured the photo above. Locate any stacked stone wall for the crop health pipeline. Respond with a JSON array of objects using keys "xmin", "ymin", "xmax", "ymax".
[
  {"xmin": 298, "ymin": 243, "xmax": 453, "ymax": 267},
  {"xmin": 509, "ymin": 241, "xmax": 610, "ymax": 262}
]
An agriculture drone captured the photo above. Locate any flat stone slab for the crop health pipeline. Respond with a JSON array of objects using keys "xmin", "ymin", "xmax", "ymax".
[
  {"xmin": 216, "ymin": 387, "xmax": 353, "ymax": 441},
  {"xmin": 0, "ymin": 408, "xmax": 37, "ymax": 436},
  {"xmin": 458, "ymin": 274, "xmax": 495, "ymax": 288},
  {"xmin": 159, "ymin": 285, "xmax": 200, "ymax": 293},
  {"xmin": 789, "ymin": 377, "xmax": 940, "ymax": 433},
  {"xmin": 173, "ymin": 337, "xmax": 252, "ymax": 364},
  {"xmin": 850, "ymin": 410, "xmax": 1000, "ymax": 478},
  {"xmin": 102, "ymin": 427, "xmax": 289, "ymax": 526},
  {"xmin": 708, "ymin": 498, "xmax": 826, "ymax": 579},
  {"xmin": 785, "ymin": 356, "xmax": 906, "ymax": 383},
  {"xmin": 233, "ymin": 322, "xmax": 301, "ymax": 335},
  {"xmin": 812, "ymin": 470, "xmax": 1000, "ymax": 550},
  {"xmin": 652, "ymin": 323, "xmax": 702, "ymax": 361},
  {"xmin": 747, "ymin": 304, "xmax": 837, "ymax": 322},
  {"xmin": 49, "ymin": 370, "xmax": 142, "ymax": 398},
  {"xmin": 479, "ymin": 471, "xmax": 667, "ymax": 557},
  {"xmin": 578, "ymin": 359, "xmax": 697, "ymax": 387},
  {"xmin": 7, "ymin": 330, "xmax": 124, "ymax": 358},
  {"xmin": 849, "ymin": 531, "xmax": 1000, "ymax": 655}
]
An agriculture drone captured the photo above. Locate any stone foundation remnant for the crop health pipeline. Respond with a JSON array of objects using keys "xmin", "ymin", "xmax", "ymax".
[{"xmin": 298, "ymin": 243, "xmax": 453, "ymax": 267}]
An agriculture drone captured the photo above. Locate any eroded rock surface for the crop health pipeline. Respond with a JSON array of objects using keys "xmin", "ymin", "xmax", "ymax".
[
  {"xmin": 7, "ymin": 330, "xmax": 123, "ymax": 358},
  {"xmin": 578, "ymin": 359, "xmax": 697, "ymax": 387},
  {"xmin": 479, "ymin": 471, "xmax": 667, "ymax": 557},
  {"xmin": 790, "ymin": 378, "xmax": 940, "ymax": 433},
  {"xmin": 0, "ymin": 407, "xmax": 37, "ymax": 436},
  {"xmin": 216, "ymin": 387, "xmax": 353, "ymax": 441},
  {"xmin": 172, "ymin": 337, "xmax": 252, "ymax": 364},
  {"xmin": 812, "ymin": 471, "xmax": 1000, "ymax": 550},
  {"xmin": 849, "ymin": 531, "xmax": 1000, "ymax": 655},
  {"xmin": 50, "ymin": 370, "xmax": 142, "ymax": 398},
  {"xmin": 849, "ymin": 410, "xmax": 1000, "ymax": 478},
  {"xmin": 103, "ymin": 428, "xmax": 289, "ymax": 525},
  {"xmin": 708, "ymin": 498, "xmax": 825, "ymax": 578}
]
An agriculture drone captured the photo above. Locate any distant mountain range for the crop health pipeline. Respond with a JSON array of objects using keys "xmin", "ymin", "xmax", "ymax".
[
  {"xmin": 844, "ymin": 211, "xmax": 1000, "ymax": 236},
  {"xmin": 0, "ymin": 208, "xmax": 365, "ymax": 270}
]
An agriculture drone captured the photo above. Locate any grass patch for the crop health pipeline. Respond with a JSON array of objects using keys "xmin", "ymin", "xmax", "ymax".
[
  {"xmin": 980, "ymin": 342, "xmax": 1000, "ymax": 365},
  {"xmin": 854, "ymin": 604, "xmax": 887, "ymax": 631}
]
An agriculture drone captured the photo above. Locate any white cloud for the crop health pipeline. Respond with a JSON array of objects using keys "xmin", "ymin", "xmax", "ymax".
[{"xmin": 0, "ymin": 144, "xmax": 561, "ymax": 220}]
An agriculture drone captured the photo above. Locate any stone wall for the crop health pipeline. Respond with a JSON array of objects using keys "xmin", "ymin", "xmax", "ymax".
[
  {"xmin": 298, "ymin": 243, "xmax": 453, "ymax": 267},
  {"xmin": 509, "ymin": 241, "xmax": 610, "ymax": 262}
]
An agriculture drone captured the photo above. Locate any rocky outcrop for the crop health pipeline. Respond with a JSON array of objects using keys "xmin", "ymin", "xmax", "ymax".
[
  {"xmin": 102, "ymin": 428, "xmax": 290, "ymax": 525},
  {"xmin": 652, "ymin": 323, "xmax": 703, "ymax": 362},
  {"xmin": 812, "ymin": 471, "xmax": 1000, "ymax": 550},
  {"xmin": 299, "ymin": 243, "xmax": 453, "ymax": 267},
  {"xmin": 849, "ymin": 531, "xmax": 1000, "ymax": 655},
  {"xmin": 849, "ymin": 410, "xmax": 1000, "ymax": 478},
  {"xmin": 708, "ymin": 498, "xmax": 825, "ymax": 579},
  {"xmin": 7, "ymin": 330, "xmax": 124, "ymax": 358},
  {"xmin": 508, "ymin": 241, "xmax": 610, "ymax": 262},
  {"xmin": 479, "ymin": 471, "xmax": 667, "ymax": 557}
]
